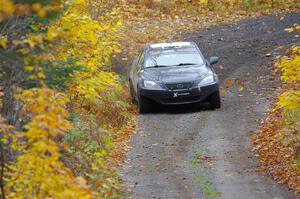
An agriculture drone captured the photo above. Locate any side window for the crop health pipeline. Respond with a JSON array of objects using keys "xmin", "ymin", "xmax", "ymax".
[{"xmin": 136, "ymin": 51, "xmax": 145, "ymax": 71}]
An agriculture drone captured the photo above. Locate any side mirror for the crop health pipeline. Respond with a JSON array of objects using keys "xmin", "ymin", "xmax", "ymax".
[{"xmin": 209, "ymin": 56, "xmax": 219, "ymax": 65}]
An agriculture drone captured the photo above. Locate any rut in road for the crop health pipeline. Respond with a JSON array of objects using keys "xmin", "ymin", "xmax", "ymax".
[{"xmin": 120, "ymin": 13, "xmax": 300, "ymax": 199}]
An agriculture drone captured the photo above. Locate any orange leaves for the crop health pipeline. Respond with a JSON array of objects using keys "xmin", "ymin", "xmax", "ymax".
[
  {"xmin": 254, "ymin": 24, "xmax": 300, "ymax": 196},
  {"xmin": 224, "ymin": 77, "xmax": 245, "ymax": 92},
  {"xmin": 225, "ymin": 79, "xmax": 233, "ymax": 88},
  {"xmin": 253, "ymin": 106, "xmax": 300, "ymax": 195}
]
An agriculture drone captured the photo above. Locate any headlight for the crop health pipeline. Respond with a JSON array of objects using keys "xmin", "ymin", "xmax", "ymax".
[
  {"xmin": 198, "ymin": 75, "xmax": 216, "ymax": 87},
  {"xmin": 143, "ymin": 80, "xmax": 162, "ymax": 90}
]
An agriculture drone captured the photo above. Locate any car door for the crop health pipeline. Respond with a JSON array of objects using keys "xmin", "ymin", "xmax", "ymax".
[
  {"xmin": 130, "ymin": 51, "xmax": 141, "ymax": 92},
  {"xmin": 132, "ymin": 50, "xmax": 145, "ymax": 93}
]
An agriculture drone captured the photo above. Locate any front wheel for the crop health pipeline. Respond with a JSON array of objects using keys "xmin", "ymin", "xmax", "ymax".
[
  {"xmin": 129, "ymin": 82, "xmax": 136, "ymax": 104},
  {"xmin": 209, "ymin": 91, "xmax": 221, "ymax": 109},
  {"xmin": 139, "ymin": 96, "xmax": 152, "ymax": 114}
]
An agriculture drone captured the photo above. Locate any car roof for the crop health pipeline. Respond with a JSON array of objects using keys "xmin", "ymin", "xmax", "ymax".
[{"xmin": 148, "ymin": 42, "xmax": 195, "ymax": 49}]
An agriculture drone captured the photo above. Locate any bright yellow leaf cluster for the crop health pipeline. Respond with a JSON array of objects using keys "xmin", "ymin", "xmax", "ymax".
[
  {"xmin": 278, "ymin": 91, "xmax": 300, "ymax": 110},
  {"xmin": 69, "ymin": 71, "xmax": 118, "ymax": 100},
  {"xmin": 48, "ymin": 0, "xmax": 122, "ymax": 101},
  {"xmin": 4, "ymin": 88, "xmax": 92, "ymax": 198},
  {"xmin": 0, "ymin": 34, "xmax": 8, "ymax": 48},
  {"xmin": 277, "ymin": 46, "xmax": 300, "ymax": 83},
  {"xmin": 277, "ymin": 26, "xmax": 300, "ymax": 111},
  {"xmin": 0, "ymin": 0, "xmax": 15, "ymax": 21}
]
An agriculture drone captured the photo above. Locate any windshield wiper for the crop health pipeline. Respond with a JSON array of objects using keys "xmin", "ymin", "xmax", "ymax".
[
  {"xmin": 174, "ymin": 63, "xmax": 198, "ymax": 66},
  {"xmin": 147, "ymin": 63, "xmax": 197, "ymax": 68},
  {"xmin": 147, "ymin": 65, "xmax": 170, "ymax": 68}
]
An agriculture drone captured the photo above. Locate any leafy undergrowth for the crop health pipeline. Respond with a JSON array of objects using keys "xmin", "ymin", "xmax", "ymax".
[
  {"xmin": 253, "ymin": 25, "xmax": 300, "ymax": 196},
  {"xmin": 61, "ymin": 85, "xmax": 137, "ymax": 198}
]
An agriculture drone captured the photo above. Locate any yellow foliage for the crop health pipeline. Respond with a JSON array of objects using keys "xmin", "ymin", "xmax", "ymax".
[
  {"xmin": 198, "ymin": 0, "xmax": 208, "ymax": 4},
  {"xmin": 0, "ymin": 0, "xmax": 126, "ymax": 196},
  {"xmin": 2, "ymin": 0, "xmax": 125, "ymax": 196},
  {"xmin": 47, "ymin": 0, "xmax": 122, "ymax": 101},
  {"xmin": 277, "ymin": 46, "xmax": 300, "ymax": 83},
  {"xmin": 0, "ymin": 0, "xmax": 15, "ymax": 21},
  {"xmin": 276, "ymin": 25, "xmax": 300, "ymax": 111},
  {"xmin": 0, "ymin": 34, "xmax": 8, "ymax": 48},
  {"xmin": 69, "ymin": 71, "xmax": 118, "ymax": 100},
  {"xmin": 278, "ymin": 91, "xmax": 300, "ymax": 111},
  {"xmin": 4, "ymin": 88, "xmax": 92, "ymax": 198},
  {"xmin": 32, "ymin": 2, "xmax": 43, "ymax": 12},
  {"xmin": 285, "ymin": 24, "xmax": 300, "ymax": 32}
]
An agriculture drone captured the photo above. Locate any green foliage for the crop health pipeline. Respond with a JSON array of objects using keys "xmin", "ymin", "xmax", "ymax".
[
  {"xmin": 25, "ymin": 11, "xmax": 62, "ymax": 33},
  {"xmin": 193, "ymin": 175, "xmax": 221, "ymax": 198},
  {"xmin": 293, "ymin": 155, "xmax": 300, "ymax": 168},
  {"xmin": 203, "ymin": 183, "xmax": 221, "ymax": 198},
  {"xmin": 283, "ymin": 108, "xmax": 300, "ymax": 127},
  {"xmin": 62, "ymin": 114, "xmax": 126, "ymax": 198},
  {"xmin": 207, "ymin": 0, "xmax": 217, "ymax": 11},
  {"xmin": 64, "ymin": 115, "xmax": 112, "ymax": 167},
  {"xmin": 43, "ymin": 58, "xmax": 84, "ymax": 89},
  {"xmin": 22, "ymin": 57, "xmax": 83, "ymax": 89}
]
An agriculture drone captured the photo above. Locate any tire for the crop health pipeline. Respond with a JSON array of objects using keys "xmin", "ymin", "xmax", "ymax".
[
  {"xmin": 209, "ymin": 90, "xmax": 221, "ymax": 109},
  {"xmin": 129, "ymin": 82, "xmax": 136, "ymax": 104},
  {"xmin": 139, "ymin": 96, "xmax": 152, "ymax": 113}
]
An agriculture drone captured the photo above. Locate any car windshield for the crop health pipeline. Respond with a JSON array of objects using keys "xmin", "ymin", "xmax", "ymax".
[{"xmin": 145, "ymin": 45, "xmax": 204, "ymax": 68}]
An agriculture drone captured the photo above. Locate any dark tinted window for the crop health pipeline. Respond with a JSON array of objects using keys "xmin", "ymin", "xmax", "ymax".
[{"xmin": 145, "ymin": 46, "xmax": 204, "ymax": 68}]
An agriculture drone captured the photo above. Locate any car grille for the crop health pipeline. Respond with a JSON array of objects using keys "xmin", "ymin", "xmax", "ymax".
[
  {"xmin": 163, "ymin": 96, "xmax": 201, "ymax": 104},
  {"xmin": 165, "ymin": 82, "xmax": 193, "ymax": 90}
]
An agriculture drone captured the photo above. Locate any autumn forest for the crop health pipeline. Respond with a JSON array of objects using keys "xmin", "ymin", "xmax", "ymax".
[{"xmin": 0, "ymin": 0, "xmax": 300, "ymax": 198}]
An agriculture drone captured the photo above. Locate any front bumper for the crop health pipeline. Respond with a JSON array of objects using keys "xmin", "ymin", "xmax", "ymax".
[{"xmin": 139, "ymin": 83, "xmax": 219, "ymax": 105}]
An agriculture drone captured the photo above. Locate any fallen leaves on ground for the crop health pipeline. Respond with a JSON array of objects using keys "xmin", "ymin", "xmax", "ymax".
[{"xmin": 253, "ymin": 105, "xmax": 300, "ymax": 196}]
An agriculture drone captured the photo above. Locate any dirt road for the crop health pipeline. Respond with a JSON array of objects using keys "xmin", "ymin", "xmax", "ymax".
[{"xmin": 120, "ymin": 13, "xmax": 300, "ymax": 199}]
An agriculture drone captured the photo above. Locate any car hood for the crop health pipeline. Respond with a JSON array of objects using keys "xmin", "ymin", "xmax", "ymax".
[{"xmin": 142, "ymin": 65, "xmax": 211, "ymax": 83}]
